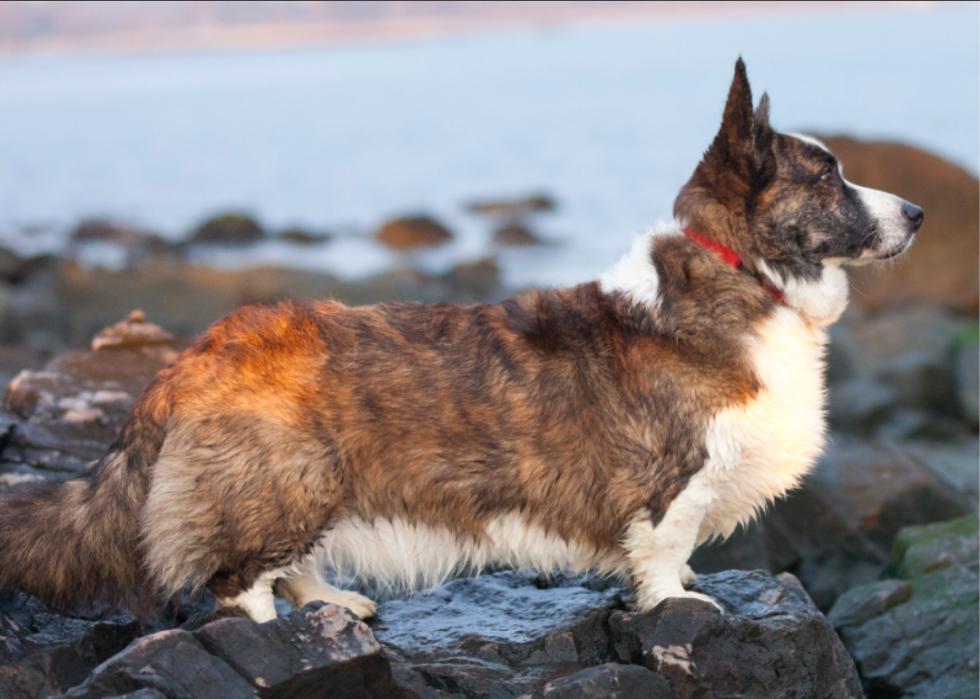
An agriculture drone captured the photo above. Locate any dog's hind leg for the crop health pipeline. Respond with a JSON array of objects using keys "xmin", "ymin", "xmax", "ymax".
[
  {"xmin": 275, "ymin": 554, "xmax": 377, "ymax": 619},
  {"xmin": 214, "ymin": 569, "xmax": 280, "ymax": 622}
]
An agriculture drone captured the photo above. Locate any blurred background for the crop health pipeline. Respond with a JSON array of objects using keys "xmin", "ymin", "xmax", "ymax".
[{"xmin": 0, "ymin": 4, "xmax": 977, "ymax": 696}]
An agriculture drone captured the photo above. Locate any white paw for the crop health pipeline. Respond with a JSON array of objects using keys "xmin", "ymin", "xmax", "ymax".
[
  {"xmin": 680, "ymin": 564, "xmax": 698, "ymax": 586},
  {"xmin": 635, "ymin": 587, "xmax": 724, "ymax": 614},
  {"xmin": 332, "ymin": 591, "xmax": 377, "ymax": 619}
]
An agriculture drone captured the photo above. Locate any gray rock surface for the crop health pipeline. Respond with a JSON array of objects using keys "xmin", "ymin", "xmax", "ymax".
[
  {"xmin": 829, "ymin": 515, "xmax": 979, "ymax": 699},
  {"xmin": 609, "ymin": 571, "xmax": 863, "ymax": 699},
  {"xmin": 59, "ymin": 602, "xmax": 413, "ymax": 699},
  {"xmin": 516, "ymin": 663, "xmax": 672, "ymax": 699}
]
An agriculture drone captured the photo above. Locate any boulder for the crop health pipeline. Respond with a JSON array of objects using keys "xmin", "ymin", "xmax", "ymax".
[
  {"xmin": 188, "ymin": 214, "xmax": 265, "ymax": 246},
  {"xmin": 0, "ymin": 589, "xmax": 141, "ymax": 699},
  {"xmin": 277, "ymin": 228, "xmax": 330, "ymax": 245},
  {"xmin": 609, "ymin": 571, "xmax": 863, "ymax": 699},
  {"xmin": 0, "ymin": 312, "xmax": 189, "ymax": 479},
  {"xmin": 491, "ymin": 224, "xmax": 546, "ymax": 246},
  {"xmin": 829, "ymin": 515, "xmax": 979, "ymax": 699},
  {"xmin": 952, "ymin": 329, "xmax": 979, "ymax": 428},
  {"xmin": 816, "ymin": 136, "xmax": 979, "ymax": 314},
  {"xmin": 466, "ymin": 194, "xmax": 556, "ymax": 218},
  {"xmin": 375, "ymin": 215, "xmax": 452, "ymax": 250},
  {"xmin": 59, "ymin": 603, "xmax": 412, "ymax": 699},
  {"xmin": 516, "ymin": 663, "xmax": 671, "ymax": 699}
]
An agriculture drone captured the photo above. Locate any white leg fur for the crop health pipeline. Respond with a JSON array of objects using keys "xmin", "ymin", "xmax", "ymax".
[
  {"xmin": 215, "ymin": 569, "xmax": 279, "ymax": 623},
  {"xmin": 624, "ymin": 495, "xmax": 722, "ymax": 613},
  {"xmin": 276, "ymin": 555, "xmax": 377, "ymax": 619}
]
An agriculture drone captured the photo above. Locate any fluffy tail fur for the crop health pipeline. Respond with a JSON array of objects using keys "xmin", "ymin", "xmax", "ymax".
[{"xmin": 0, "ymin": 381, "xmax": 171, "ymax": 613}]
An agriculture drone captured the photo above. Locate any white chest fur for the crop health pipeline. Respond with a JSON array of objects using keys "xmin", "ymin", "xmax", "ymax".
[{"xmin": 695, "ymin": 305, "xmax": 831, "ymax": 543}]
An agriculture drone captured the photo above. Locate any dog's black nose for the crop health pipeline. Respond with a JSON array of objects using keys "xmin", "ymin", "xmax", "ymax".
[{"xmin": 902, "ymin": 201, "xmax": 924, "ymax": 230}]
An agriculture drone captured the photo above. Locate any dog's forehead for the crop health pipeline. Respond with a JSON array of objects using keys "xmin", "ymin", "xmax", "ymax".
[{"xmin": 780, "ymin": 133, "xmax": 838, "ymax": 171}]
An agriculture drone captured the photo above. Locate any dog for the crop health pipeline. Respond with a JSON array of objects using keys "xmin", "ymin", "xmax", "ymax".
[{"xmin": 0, "ymin": 59, "xmax": 922, "ymax": 622}]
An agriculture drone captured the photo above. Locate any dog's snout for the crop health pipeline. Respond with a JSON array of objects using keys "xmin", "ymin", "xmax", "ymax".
[{"xmin": 902, "ymin": 201, "xmax": 924, "ymax": 231}]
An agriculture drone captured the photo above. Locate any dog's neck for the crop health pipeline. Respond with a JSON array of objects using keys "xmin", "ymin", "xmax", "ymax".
[{"xmin": 682, "ymin": 227, "xmax": 784, "ymax": 303}]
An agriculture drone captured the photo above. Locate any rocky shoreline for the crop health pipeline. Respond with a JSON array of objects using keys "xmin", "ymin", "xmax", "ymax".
[{"xmin": 0, "ymin": 137, "xmax": 977, "ymax": 697}]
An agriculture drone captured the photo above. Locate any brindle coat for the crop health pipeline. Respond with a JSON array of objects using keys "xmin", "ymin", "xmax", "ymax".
[{"xmin": 0, "ymin": 59, "xmax": 920, "ymax": 616}]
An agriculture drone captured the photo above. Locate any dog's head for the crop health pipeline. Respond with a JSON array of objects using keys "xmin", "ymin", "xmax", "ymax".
[{"xmin": 674, "ymin": 59, "xmax": 923, "ymax": 283}]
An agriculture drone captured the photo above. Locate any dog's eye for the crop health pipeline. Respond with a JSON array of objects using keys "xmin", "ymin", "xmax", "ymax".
[{"xmin": 820, "ymin": 169, "xmax": 837, "ymax": 186}]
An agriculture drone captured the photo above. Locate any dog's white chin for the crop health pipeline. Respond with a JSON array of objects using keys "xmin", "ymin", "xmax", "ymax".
[{"xmin": 825, "ymin": 234, "xmax": 915, "ymax": 267}]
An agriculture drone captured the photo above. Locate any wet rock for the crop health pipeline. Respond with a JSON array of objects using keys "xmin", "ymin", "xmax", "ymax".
[
  {"xmin": 375, "ymin": 215, "xmax": 453, "ymax": 250},
  {"xmin": 375, "ymin": 570, "xmax": 626, "ymax": 698},
  {"xmin": 195, "ymin": 602, "xmax": 413, "ymax": 699},
  {"xmin": 816, "ymin": 136, "xmax": 979, "ymax": 314},
  {"xmin": 56, "ymin": 629, "xmax": 257, "ymax": 699},
  {"xmin": 0, "ymin": 312, "xmax": 189, "ymax": 477},
  {"xmin": 517, "ymin": 663, "xmax": 671, "ymax": 699},
  {"xmin": 189, "ymin": 213, "xmax": 265, "ymax": 246},
  {"xmin": 0, "ymin": 589, "xmax": 141, "ymax": 699},
  {"xmin": 61, "ymin": 602, "xmax": 412, "ymax": 699},
  {"xmin": 610, "ymin": 570, "xmax": 863, "ymax": 698},
  {"xmin": 491, "ymin": 224, "xmax": 545, "ymax": 246},
  {"xmin": 829, "ymin": 515, "xmax": 979, "ymax": 699}
]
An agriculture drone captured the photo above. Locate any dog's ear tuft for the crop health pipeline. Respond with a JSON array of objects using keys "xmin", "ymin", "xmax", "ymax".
[
  {"xmin": 753, "ymin": 92, "xmax": 777, "ymax": 190},
  {"xmin": 701, "ymin": 58, "xmax": 755, "ymax": 184}
]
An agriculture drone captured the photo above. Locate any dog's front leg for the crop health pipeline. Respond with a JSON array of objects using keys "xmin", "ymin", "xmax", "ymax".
[{"xmin": 624, "ymin": 484, "xmax": 723, "ymax": 613}]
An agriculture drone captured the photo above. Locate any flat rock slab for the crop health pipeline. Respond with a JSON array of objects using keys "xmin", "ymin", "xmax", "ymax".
[
  {"xmin": 609, "ymin": 570, "xmax": 864, "ymax": 699},
  {"xmin": 829, "ymin": 514, "xmax": 979, "ymax": 699},
  {"xmin": 516, "ymin": 663, "xmax": 672, "ymax": 699},
  {"xmin": 57, "ymin": 602, "xmax": 413, "ymax": 699}
]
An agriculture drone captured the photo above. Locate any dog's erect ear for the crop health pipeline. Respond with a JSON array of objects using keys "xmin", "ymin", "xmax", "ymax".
[
  {"xmin": 753, "ymin": 93, "xmax": 777, "ymax": 190},
  {"xmin": 701, "ymin": 58, "xmax": 756, "ymax": 183}
]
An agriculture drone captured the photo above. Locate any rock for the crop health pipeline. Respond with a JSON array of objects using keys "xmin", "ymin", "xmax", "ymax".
[
  {"xmin": 60, "ymin": 602, "xmax": 412, "ymax": 699},
  {"xmin": 188, "ymin": 213, "xmax": 265, "ymax": 246},
  {"xmin": 0, "ymin": 245, "xmax": 25, "ymax": 284},
  {"xmin": 56, "ymin": 629, "xmax": 257, "ymax": 699},
  {"xmin": 952, "ymin": 330, "xmax": 979, "ymax": 428},
  {"xmin": 375, "ymin": 570, "xmax": 626, "ymax": 698},
  {"xmin": 0, "ymin": 312, "xmax": 189, "ymax": 477},
  {"xmin": 375, "ymin": 215, "xmax": 452, "ymax": 250},
  {"xmin": 467, "ymin": 194, "xmax": 556, "ymax": 218},
  {"xmin": 90, "ymin": 310, "xmax": 176, "ymax": 351},
  {"xmin": 610, "ymin": 570, "xmax": 863, "ymax": 698},
  {"xmin": 70, "ymin": 220, "xmax": 143, "ymax": 246},
  {"xmin": 278, "ymin": 228, "xmax": 330, "ymax": 245},
  {"xmin": 516, "ymin": 663, "xmax": 671, "ymax": 699},
  {"xmin": 829, "ymin": 515, "xmax": 979, "ymax": 699},
  {"xmin": 816, "ymin": 136, "xmax": 980, "ymax": 314},
  {"xmin": 0, "ymin": 589, "xmax": 141, "ymax": 699},
  {"xmin": 491, "ymin": 224, "xmax": 545, "ymax": 246}
]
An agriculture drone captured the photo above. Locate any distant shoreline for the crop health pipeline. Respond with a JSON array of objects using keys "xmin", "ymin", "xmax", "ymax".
[{"xmin": 0, "ymin": 1, "xmax": 954, "ymax": 60}]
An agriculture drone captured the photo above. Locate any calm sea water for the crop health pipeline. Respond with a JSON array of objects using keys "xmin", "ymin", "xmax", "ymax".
[{"xmin": 0, "ymin": 7, "xmax": 976, "ymax": 288}]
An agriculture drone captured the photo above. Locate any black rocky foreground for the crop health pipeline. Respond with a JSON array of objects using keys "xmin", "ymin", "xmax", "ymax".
[{"xmin": 0, "ymin": 296, "xmax": 976, "ymax": 698}]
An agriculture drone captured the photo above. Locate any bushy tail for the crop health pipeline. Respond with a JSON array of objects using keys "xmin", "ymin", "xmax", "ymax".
[{"xmin": 0, "ymin": 383, "xmax": 171, "ymax": 614}]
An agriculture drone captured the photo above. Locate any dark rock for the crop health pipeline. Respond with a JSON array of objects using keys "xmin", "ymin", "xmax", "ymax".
[
  {"xmin": 278, "ymin": 228, "xmax": 330, "ymax": 245},
  {"xmin": 189, "ymin": 213, "xmax": 265, "ymax": 246},
  {"xmin": 375, "ymin": 215, "xmax": 452, "ymax": 250},
  {"xmin": 0, "ymin": 245, "xmax": 25, "ymax": 284},
  {"xmin": 70, "ymin": 220, "xmax": 143, "ymax": 246},
  {"xmin": 816, "ymin": 136, "xmax": 979, "ymax": 314},
  {"xmin": 491, "ymin": 224, "xmax": 545, "ymax": 247},
  {"xmin": 376, "ymin": 570, "xmax": 626, "ymax": 698},
  {"xmin": 0, "ymin": 312, "xmax": 189, "ymax": 477},
  {"xmin": 610, "ymin": 570, "xmax": 863, "ymax": 698},
  {"xmin": 467, "ymin": 194, "xmax": 556, "ymax": 218},
  {"xmin": 56, "ymin": 629, "xmax": 257, "ymax": 699},
  {"xmin": 829, "ymin": 515, "xmax": 979, "ymax": 699},
  {"xmin": 516, "ymin": 663, "xmax": 671, "ymax": 699},
  {"xmin": 952, "ymin": 334, "xmax": 979, "ymax": 428},
  {"xmin": 0, "ymin": 589, "xmax": 141, "ymax": 699},
  {"xmin": 195, "ymin": 602, "xmax": 413, "ymax": 699}
]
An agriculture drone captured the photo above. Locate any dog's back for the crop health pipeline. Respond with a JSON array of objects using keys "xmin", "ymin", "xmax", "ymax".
[{"xmin": 0, "ymin": 60, "xmax": 922, "ymax": 621}]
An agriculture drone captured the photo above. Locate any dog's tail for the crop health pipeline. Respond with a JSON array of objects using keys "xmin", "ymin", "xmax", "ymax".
[{"xmin": 0, "ymin": 378, "xmax": 173, "ymax": 613}]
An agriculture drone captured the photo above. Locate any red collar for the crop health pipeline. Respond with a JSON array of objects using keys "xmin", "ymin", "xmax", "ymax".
[{"xmin": 682, "ymin": 227, "xmax": 784, "ymax": 303}]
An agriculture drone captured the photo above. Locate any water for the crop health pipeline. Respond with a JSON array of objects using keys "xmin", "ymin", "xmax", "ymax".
[{"xmin": 0, "ymin": 7, "xmax": 976, "ymax": 288}]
